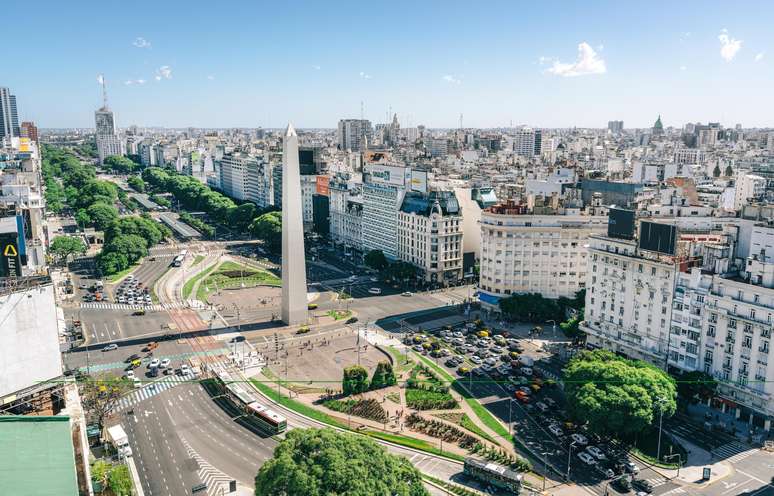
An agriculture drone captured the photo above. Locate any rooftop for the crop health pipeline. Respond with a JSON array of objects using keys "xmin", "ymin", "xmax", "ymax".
[{"xmin": 0, "ymin": 416, "xmax": 79, "ymax": 496}]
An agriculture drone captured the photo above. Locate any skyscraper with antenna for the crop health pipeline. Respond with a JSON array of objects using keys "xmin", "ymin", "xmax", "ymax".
[{"xmin": 94, "ymin": 74, "xmax": 123, "ymax": 164}]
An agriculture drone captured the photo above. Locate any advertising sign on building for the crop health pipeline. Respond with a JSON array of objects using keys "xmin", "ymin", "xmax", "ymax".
[
  {"xmin": 316, "ymin": 176, "xmax": 330, "ymax": 196},
  {"xmin": 366, "ymin": 164, "xmax": 409, "ymax": 187},
  {"xmin": 409, "ymin": 169, "xmax": 428, "ymax": 193},
  {"xmin": 0, "ymin": 232, "xmax": 22, "ymax": 277}
]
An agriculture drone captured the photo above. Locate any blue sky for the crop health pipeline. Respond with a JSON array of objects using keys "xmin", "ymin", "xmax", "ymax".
[{"xmin": 6, "ymin": 0, "xmax": 773, "ymax": 129}]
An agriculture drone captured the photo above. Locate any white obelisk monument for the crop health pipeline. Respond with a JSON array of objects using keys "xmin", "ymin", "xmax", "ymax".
[{"xmin": 280, "ymin": 123, "xmax": 308, "ymax": 325}]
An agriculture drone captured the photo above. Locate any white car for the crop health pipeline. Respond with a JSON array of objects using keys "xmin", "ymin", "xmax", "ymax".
[
  {"xmin": 180, "ymin": 364, "xmax": 191, "ymax": 376},
  {"xmin": 577, "ymin": 452, "xmax": 596, "ymax": 465},
  {"xmin": 548, "ymin": 424, "xmax": 564, "ymax": 437},
  {"xmin": 484, "ymin": 357, "xmax": 498, "ymax": 367},
  {"xmin": 118, "ymin": 297, "xmax": 127, "ymax": 304},
  {"xmin": 159, "ymin": 358, "xmax": 171, "ymax": 369},
  {"xmin": 125, "ymin": 370, "xmax": 136, "ymax": 380},
  {"xmin": 586, "ymin": 446, "xmax": 607, "ymax": 461},
  {"xmin": 368, "ymin": 287, "xmax": 382, "ymax": 295},
  {"xmin": 570, "ymin": 433, "xmax": 588, "ymax": 446},
  {"xmin": 401, "ymin": 291, "xmax": 413, "ymax": 297},
  {"xmin": 102, "ymin": 343, "xmax": 118, "ymax": 352},
  {"xmin": 132, "ymin": 377, "xmax": 142, "ymax": 388},
  {"xmin": 470, "ymin": 355, "xmax": 483, "ymax": 364},
  {"xmin": 148, "ymin": 358, "xmax": 160, "ymax": 369}
]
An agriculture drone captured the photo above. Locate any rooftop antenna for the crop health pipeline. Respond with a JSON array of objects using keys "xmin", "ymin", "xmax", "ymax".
[
  {"xmin": 360, "ymin": 100, "xmax": 364, "ymax": 120},
  {"xmin": 459, "ymin": 113, "xmax": 463, "ymax": 130}
]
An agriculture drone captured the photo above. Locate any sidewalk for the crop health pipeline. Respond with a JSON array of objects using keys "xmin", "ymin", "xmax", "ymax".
[{"xmin": 643, "ymin": 433, "xmax": 732, "ymax": 488}]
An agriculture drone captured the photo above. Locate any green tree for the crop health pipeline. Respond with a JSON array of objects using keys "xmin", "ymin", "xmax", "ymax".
[
  {"xmin": 369, "ymin": 361, "xmax": 397, "ymax": 390},
  {"xmin": 97, "ymin": 251, "xmax": 129, "ymax": 275},
  {"xmin": 75, "ymin": 209, "xmax": 91, "ymax": 230},
  {"xmin": 712, "ymin": 164, "xmax": 721, "ymax": 177},
  {"xmin": 127, "ymin": 175, "xmax": 145, "ymax": 192},
  {"xmin": 249, "ymin": 211, "xmax": 282, "ymax": 252},
  {"xmin": 254, "ymin": 428, "xmax": 428, "ymax": 496},
  {"xmin": 365, "ymin": 249, "xmax": 389, "ymax": 271},
  {"xmin": 107, "ymin": 464, "xmax": 133, "ymax": 496},
  {"xmin": 103, "ymin": 155, "xmax": 137, "ymax": 174},
  {"xmin": 342, "ymin": 365, "xmax": 370, "ymax": 395},
  {"xmin": 49, "ymin": 236, "xmax": 87, "ymax": 265},
  {"xmin": 228, "ymin": 203, "xmax": 258, "ymax": 229},
  {"xmin": 724, "ymin": 165, "xmax": 733, "ymax": 177},
  {"xmin": 104, "ymin": 234, "xmax": 148, "ymax": 264},
  {"xmin": 79, "ymin": 374, "xmax": 133, "ymax": 430},
  {"xmin": 499, "ymin": 293, "xmax": 564, "ymax": 322},
  {"xmin": 86, "ymin": 202, "xmax": 119, "ymax": 231},
  {"xmin": 141, "ymin": 167, "xmax": 170, "ymax": 189},
  {"xmin": 91, "ymin": 460, "xmax": 111, "ymax": 489},
  {"xmin": 563, "ymin": 350, "xmax": 677, "ymax": 438},
  {"xmin": 675, "ymin": 370, "xmax": 718, "ymax": 405}
]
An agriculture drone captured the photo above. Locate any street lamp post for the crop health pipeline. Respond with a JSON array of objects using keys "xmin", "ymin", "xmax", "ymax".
[
  {"xmin": 546, "ymin": 320, "xmax": 556, "ymax": 339},
  {"xmin": 656, "ymin": 396, "xmax": 667, "ymax": 463},
  {"xmin": 541, "ymin": 451, "xmax": 550, "ymax": 492},
  {"xmin": 566, "ymin": 441, "xmax": 577, "ymax": 481},
  {"xmin": 508, "ymin": 398, "xmax": 514, "ymax": 437}
]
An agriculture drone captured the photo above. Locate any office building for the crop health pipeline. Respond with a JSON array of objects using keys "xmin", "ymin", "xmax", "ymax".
[
  {"xmin": 94, "ymin": 106, "xmax": 122, "ymax": 164},
  {"xmin": 0, "ymin": 87, "xmax": 20, "ymax": 142},
  {"xmin": 513, "ymin": 128, "xmax": 542, "ymax": 157},
  {"xmin": 329, "ymin": 174, "xmax": 363, "ymax": 253},
  {"xmin": 337, "ymin": 119, "xmax": 373, "ymax": 152},
  {"xmin": 218, "ymin": 151, "xmax": 272, "ymax": 208},
  {"xmin": 397, "ymin": 191, "xmax": 463, "ymax": 284},
  {"xmin": 20, "ymin": 122, "xmax": 38, "ymax": 143},
  {"xmin": 607, "ymin": 120, "xmax": 624, "ymax": 134},
  {"xmin": 362, "ymin": 164, "xmax": 410, "ymax": 259}
]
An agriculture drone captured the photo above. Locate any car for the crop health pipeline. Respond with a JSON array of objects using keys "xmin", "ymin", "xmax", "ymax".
[
  {"xmin": 413, "ymin": 345, "xmax": 424, "ymax": 352},
  {"xmin": 613, "ymin": 477, "xmax": 632, "ymax": 492},
  {"xmin": 144, "ymin": 342, "xmax": 158, "ymax": 352},
  {"xmin": 544, "ymin": 397, "xmax": 557, "ymax": 407},
  {"xmin": 148, "ymin": 358, "xmax": 160, "ymax": 369},
  {"xmin": 470, "ymin": 355, "xmax": 483, "ymax": 364},
  {"xmin": 102, "ymin": 343, "xmax": 118, "ymax": 352},
  {"xmin": 125, "ymin": 370, "xmax": 136, "ymax": 380},
  {"xmin": 144, "ymin": 295, "xmax": 152, "ymax": 303},
  {"xmin": 515, "ymin": 391, "xmax": 530, "ymax": 403},
  {"xmin": 78, "ymin": 283, "xmax": 89, "ymax": 290},
  {"xmin": 456, "ymin": 366, "xmax": 470, "ymax": 375},
  {"xmin": 577, "ymin": 452, "xmax": 596, "ymax": 465},
  {"xmin": 631, "ymin": 479, "xmax": 653, "ymax": 493},
  {"xmin": 518, "ymin": 386, "xmax": 531, "ymax": 396},
  {"xmin": 118, "ymin": 297, "xmax": 127, "ymax": 304},
  {"xmin": 570, "ymin": 433, "xmax": 588, "ymax": 446},
  {"xmin": 521, "ymin": 367, "xmax": 533, "ymax": 376},
  {"xmin": 370, "ymin": 277, "xmax": 378, "ymax": 282},
  {"xmin": 484, "ymin": 357, "xmax": 497, "ymax": 367},
  {"xmin": 623, "ymin": 461, "xmax": 639, "ymax": 474},
  {"xmin": 604, "ymin": 469, "xmax": 615, "ymax": 479},
  {"xmin": 586, "ymin": 446, "xmax": 607, "ymax": 461},
  {"xmin": 133, "ymin": 377, "xmax": 142, "ymax": 388},
  {"xmin": 536, "ymin": 401, "xmax": 549, "ymax": 412},
  {"xmin": 159, "ymin": 358, "xmax": 171, "ymax": 368},
  {"xmin": 346, "ymin": 317, "xmax": 359, "ymax": 324},
  {"xmin": 548, "ymin": 424, "xmax": 564, "ymax": 437},
  {"xmin": 179, "ymin": 364, "xmax": 191, "ymax": 376},
  {"xmin": 368, "ymin": 287, "xmax": 382, "ymax": 295}
]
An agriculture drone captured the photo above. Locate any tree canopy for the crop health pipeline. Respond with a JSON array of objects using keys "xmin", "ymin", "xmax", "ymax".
[
  {"xmin": 254, "ymin": 428, "xmax": 428, "ymax": 496},
  {"xmin": 365, "ymin": 250, "xmax": 389, "ymax": 271},
  {"xmin": 369, "ymin": 361, "xmax": 397, "ymax": 390},
  {"xmin": 250, "ymin": 212, "xmax": 282, "ymax": 252},
  {"xmin": 49, "ymin": 236, "xmax": 87, "ymax": 264},
  {"xmin": 563, "ymin": 350, "xmax": 677, "ymax": 438},
  {"xmin": 127, "ymin": 175, "xmax": 145, "ymax": 193},
  {"xmin": 86, "ymin": 202, "xmax": 119, "ymax": 231},
  {"xmin": 342, "ymin": 365, "xmax": 370, "ymax": 395},
  {"xmin": 103, "ymin": 155, "xmax": 139, "ymax": 174}
]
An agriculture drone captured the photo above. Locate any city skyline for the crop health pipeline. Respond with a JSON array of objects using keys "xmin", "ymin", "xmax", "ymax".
[{"xmin": 5, "ymin": 0, "xmax": 773, "ymax": 129}]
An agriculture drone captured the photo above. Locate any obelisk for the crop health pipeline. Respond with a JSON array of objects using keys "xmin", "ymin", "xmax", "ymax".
[{"xmin": 280, "ymin": 123, "xmax": 308, "ymax": 325}]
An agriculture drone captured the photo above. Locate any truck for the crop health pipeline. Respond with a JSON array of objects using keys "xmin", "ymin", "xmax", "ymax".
[{"xmin": 106, "ymin": 425, "xmax": 132, "ymax": 458}]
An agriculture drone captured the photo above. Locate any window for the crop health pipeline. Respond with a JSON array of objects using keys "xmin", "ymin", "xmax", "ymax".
[
  {"xmin": 743, "ymin": 335, "xmax": 753, "ymax": 349},
  {"xmin": 707, "ymin": 325, "xmax": 716, "ymax": 337}
]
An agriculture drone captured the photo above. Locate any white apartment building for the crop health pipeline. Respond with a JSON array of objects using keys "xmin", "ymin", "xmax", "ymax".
[
  {"xmin": 672, "ymin": 268, "xmax": 774, "ymax": 431},
  {"xmin": 734, "ymin": 173, "xmax": 766, "ymax": 211},
  {"xmin": 581, "ymin": 234, "xmax": 678, "ymax": 367},
  {"xmin": 478, "ymin": 201, "xmax": 607, "ymax": 310},
  {"xmin": 337, "ymin": 119, "xmax": 373, "ymax": 152},
  {"xmin": 362, "ymin": 164, "xmax": 410, "ymax": 259},
  {"xmin": 218, "ymin": 151, "xmax": 272, "ymax": 208},
  {"xmin": 674, "ymin": 148, "xmax": 706, "ymax": 164},
  {"xmin": 513, "ymin": 128, "xmax": 542, "ymax": 157},
  {"xmin": 329, "ymin": 174, "xmax": 363, "ymax": 250},
  {"xmin": 397, "ymin": 191, "xmax": 463, "ymax": 284}
]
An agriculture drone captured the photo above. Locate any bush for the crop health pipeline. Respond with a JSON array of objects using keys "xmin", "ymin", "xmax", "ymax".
[
  {"xmin": 322, "ymin": 398, "xmax": 388, "ymax": 423},
  {"xmin": 370, "ymin": 361, "xmax": 397, "ymax": 390},
  {"xmin": 406, "ymin": 388, "xmax": 458, "ymax": 410},
  {"xmin": 342, "ymin": 365, "xmax": 369, "ymax": 396},
  {"xmin": 405, "ymin": 413, "xmax": 477, "ymax": 449}
]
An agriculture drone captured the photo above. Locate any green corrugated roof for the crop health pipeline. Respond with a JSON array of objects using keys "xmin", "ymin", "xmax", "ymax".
[{"xmin": 0, "ymin": 416, "xmax": 79, "ymax": 496}]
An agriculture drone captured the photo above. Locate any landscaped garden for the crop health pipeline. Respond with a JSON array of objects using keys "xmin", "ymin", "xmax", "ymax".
[{"xmin": 196, "ymin": 260, "xmax": 280, "ymax": 300}]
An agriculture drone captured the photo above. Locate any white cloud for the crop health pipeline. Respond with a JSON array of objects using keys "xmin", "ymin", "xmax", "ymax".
[
  {"xmin": 312, "ymin": 64, "xmax": 321, "ymax": 70},
  {"xmin": 124, "ymin": 79, "xmax": 146, "ymax": 86},
  {"xmin": 442, "ymin": 74, "xmax": 461, "ymax": 84},
  {"xmin": 132, "ymin": 37, "xmax": 151, "ymax": 49},
  {"xmin": 207, "ymin": 74, "xmax": 215, "ymax": 80},
  {"xmin": 359, "ymin": 71, "xmax": 372, "ymax": 80},
  {"xmin": 755, "ymin": 52, "xmax": 765, "ymax": 62},
  {"xmin": 538, "ymin": 56, "xmax": 553, "ymax": 65},
  {"xmin": 546, "ymin": 42, "xmax": 606, "ymax": 77},
  {"xmin": 155, "ymin": 66, "xmax": 172, "ymax": 80},
  {"xmin": 718, "ymin": 29, "xmax": 742, "ymax": 62}
]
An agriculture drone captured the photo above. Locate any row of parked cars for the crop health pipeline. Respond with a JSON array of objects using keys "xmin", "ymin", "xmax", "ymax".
[{"xmin": 116, "ymin": 275, "xmax": 152, "ymax": 305}]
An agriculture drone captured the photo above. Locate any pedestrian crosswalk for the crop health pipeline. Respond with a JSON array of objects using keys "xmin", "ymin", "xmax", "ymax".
[
  {"xmin": 112, "ymin": 375, "xmax": 188, "ymax": 412},
  {"xmin": 180, "ymin": 436, "xmax": 233, "ymax": 494},
  {"xmin": 712, "ymin": 441, "xmax": 757, "ymax": 462},
  {"xmin": 639, "ymin": 476, "xmax": 668, "ymax": 488},
  {"xmin": 80, "ymin": 300, "xmax": 206, "ymax": 311},
  {"xmin": 660, "ymin": 487, "xmax": 686, "ymax": 496}
]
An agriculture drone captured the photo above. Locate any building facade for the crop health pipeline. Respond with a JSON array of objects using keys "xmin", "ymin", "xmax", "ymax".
[
  {"xmin": 337, "ymin": 119, "xmax": 373, "ymax": 152},
  {"xmin": 94, "ymin": 107, "xmax": 123, "ymax": 164},
  {"xmin": 0, "ymin": 88, "xmax": 20, "ymax": 142}
]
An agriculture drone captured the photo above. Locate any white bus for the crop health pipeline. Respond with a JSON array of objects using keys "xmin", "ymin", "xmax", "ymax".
[{"xmin": 171, "ymin": 250, "xmax": 188, "ymax": 267}]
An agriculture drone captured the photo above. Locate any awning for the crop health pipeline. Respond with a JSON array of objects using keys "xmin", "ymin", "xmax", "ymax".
[{"xmin": 478, "ymin": 292, "xmax": 502, "ymax": 305}]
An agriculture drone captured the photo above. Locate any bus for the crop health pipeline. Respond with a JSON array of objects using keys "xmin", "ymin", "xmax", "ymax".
[
  {"xmin": 463, "ymin": 458, "xmax": 522, "ymax": 494},
  {"xmin": 208, "ymin": 367, "xmax": 287, "ymax": 434}
]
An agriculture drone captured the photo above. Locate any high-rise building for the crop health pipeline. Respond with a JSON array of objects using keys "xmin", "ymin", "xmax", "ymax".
[
  {"xmin": 94, "ymin": 77, "xmax": 123, "ymax": 164},
  {"xmin": 607, "ymin": 120, "xmax": 624, "ymax": 134},
  {"xmin": 337, "ymin": 119, "xmax": 372, "ymax": 152},
  {"xmin": 362, "ymin": 164, "xmax": 410, "ymax": 259},
  {"xmin": 0, "ymin": 87, "xmax": 20, "ymax": 142},
  {"xmin": 218, "ymin": 151, "xmax": 272, "ymax": 208},
  {"xmin": 513, "ymin": 128, "xmax": 541, "ymax": 157},
  {"xmin": 20, "ymin": 122, "xmax": 38, "ymax": 143}
]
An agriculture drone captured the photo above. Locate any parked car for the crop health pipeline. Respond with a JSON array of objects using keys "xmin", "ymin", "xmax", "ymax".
[
  {"xmin": 586, "ymin": 446, "xmax": 607, "ymax": 461},
  {"xmin": 159, "ymin": 358, "xmax": 171, "ymax": 369},
  {"xmin": 102, "ymin": 343, "xmax": 118, "ymax": 352},
  {"xmin": 368, "ymin": 288, "xmax": 382, "ymax": 295},
  {"xmin": 401, "ymin": 291, "xmax": 413, "ymax": 297},
  {"xmin": 623, "ymin": 461, "xmax": 639, "ymax": 474},
  {"xmin": 548, "ymin": 424, "xmax": 564, "ymax": 437},
  {"xmin": 577, "ymin": 452, "xmax": 596, "ymax": 465},
  {"xmin": 631, "ymin": 479, "xmax": 653, "ymax": 493},
  {"xmin": 613, "ymin": 477, "xmax": 632, "ymax": 493},
  {"xmin": 148, "ymin": 358, "xmax": 160, "ymax": 369},
  {"xmin": 470, "ymin": 355, "xmax": 483, "ymax": 364},
  {"xmin": 570, "ymin": 433, "xmax": 588, "ymax": 446}
]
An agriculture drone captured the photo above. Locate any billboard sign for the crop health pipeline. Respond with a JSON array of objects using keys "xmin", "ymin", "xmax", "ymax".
[
  {"xmin": 0, "ymin": 232, "xmax": 22, "ymax": 277},
  {"xmin": 639, "ymin": 221, "xmax": 677, "ymax": 255},
  {"xmin": 607, "ymin": 208, "xmax": 635, "ymax": 240},
  {"xmin": 316, "ymin": 176, "xmax": 330, "ymax": 196},
  {"xmin": 366, "ymin": 164, "xmax": 409, "ymax": 187},
  {"xmin": 409, "ymin": 169, "xmax": 428, "ymax": 193}
]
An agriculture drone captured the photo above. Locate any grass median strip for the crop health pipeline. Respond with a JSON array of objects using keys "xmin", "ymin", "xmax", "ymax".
[
  {"xmin": 415, "ymin": 353, "xmax": 513, "ymax": 443},
  {"xmin": 249, "ymin": 377, "xmax": 465, "ymax": 462},
  {"xmin": 182, "ymin": 261, "xmax": 217, "ymax": 300}
]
